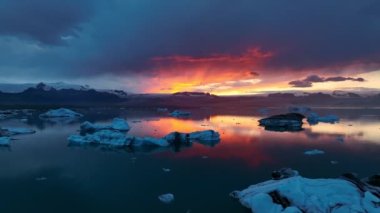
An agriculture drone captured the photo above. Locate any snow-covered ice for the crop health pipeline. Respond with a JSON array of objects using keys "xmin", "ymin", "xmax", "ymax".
[
  {"xmin": 304, "ymin": 149, "xmax": 325, "ymax": 155},
  {"xmin": 158, "ymin": 193, "xmax": 174, "ymax": 204},
  {"xmin": 40, "ymin": 108, "xmax": 83, "ymax": 118},
  {"xmin": 231, "ymin": 170, "xmax": 380, "ymax": 213}
]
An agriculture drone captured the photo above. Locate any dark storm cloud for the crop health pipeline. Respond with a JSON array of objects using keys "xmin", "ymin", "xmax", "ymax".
[
  {"xmin": 289, "ymin": 75, "xmax": 365, "ymax": 88},
  {"xmin": 0, "ymin": 0, "xmax": 94, "ymax": 45},
  {"xmin": 0, "ymin": 0, "xmax": 380, "ymax": 80}
]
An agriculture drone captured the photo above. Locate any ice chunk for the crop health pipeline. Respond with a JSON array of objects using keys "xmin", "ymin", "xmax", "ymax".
[
  {"xmin": 307, "ymin": 112, "xmax": 339, "ymax": 125},
  {"xmin": 0, "ymin": 137, "xmax": 11, "ymax": 146},
  {"xmin": 40, "ymin": 108, "xmax": 83, "ymax": 118},
  {"xmin": 0, "ymin": 127, "xmax": 36, "ymax": 136},
  {"xmin": 158, "ymin": 193, "xmax": 174, "ymax": 204},
  {"xmin": 304, "ymin": 149, "xmax": 325, "ymax": 155},
  {"xmin": 163, "ymin": 130, "xmax": 220, "ymax": 144},
  {"xmin": 162, "ymin": 168, "xmax": 171, "ymax": 172},
  {"xmin": 170, "ymin": 110, "xmax": 191, "ymax": 117},
  {"xmin": 259, "ymin": 113, "xmax": 305, "ymax": 132},
  {"xmin": 231, "ymin": 175, "xmax": 380, "ymax": 213},
  {"xmin": 80, "ymin": 118, "xmax": 130, "ymax": 133},
  {"xmin": 68, "ymin": 130, "xmax": 129, "ymax": 147}
]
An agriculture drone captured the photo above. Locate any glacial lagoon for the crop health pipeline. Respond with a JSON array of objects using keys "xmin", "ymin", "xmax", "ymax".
[{"xmin": 0, "ymin": 107, "xmax": 379, "ymax": 212}]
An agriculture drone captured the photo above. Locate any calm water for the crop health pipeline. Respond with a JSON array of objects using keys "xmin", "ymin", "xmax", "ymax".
[{"xmin": 0, "ymin": 107, "xmax": 380, "ymax": 212}]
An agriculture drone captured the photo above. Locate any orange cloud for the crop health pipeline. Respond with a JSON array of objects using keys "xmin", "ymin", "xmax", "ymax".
[{"xmin": 143, "ymin": 47, "xmax": 274, "ymax": 94}]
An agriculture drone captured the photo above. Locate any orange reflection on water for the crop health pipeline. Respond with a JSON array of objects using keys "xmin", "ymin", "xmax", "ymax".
[{"xmin": 130, "ymin": 114, "xmax": 380, "ymax": 167}]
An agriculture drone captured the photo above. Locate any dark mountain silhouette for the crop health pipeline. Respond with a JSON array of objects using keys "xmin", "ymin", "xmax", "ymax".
[{"xmin": 0, "ymin": 83, "xmax": 123, "ymax": 105}]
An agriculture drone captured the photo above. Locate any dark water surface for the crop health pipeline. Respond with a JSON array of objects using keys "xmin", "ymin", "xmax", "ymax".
[{"xmin": 0, "ymin": 108, "xmax": 379, "ymax": 212}]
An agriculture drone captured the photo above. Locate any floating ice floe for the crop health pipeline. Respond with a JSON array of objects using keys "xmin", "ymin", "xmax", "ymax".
[
  {"xmin": 0, "ymin": 127, "xmax": 36, "ymax": 136},
  {"xmin": 80, "ymin": 118, "xmax": 130, "ymax": 133},
  {"xmin": 259, "ymin": 113, "xmax": 305, "ymax": 132},
  {"xmin": 40, "ymin": 108, "xmax": 83, "ymax": 118},
  {"xmin": 0, "ymin": 137, "xmax": 11, "ymax": 146},
  {"xmin": 162, "ymin": 168, "xmax": 171, "ymax": 172},
  {"xmin": 68, "ymin": 130, "xmax": 129, "ymax": 147},
  {"xmin": 170, "ymin": 110, "xmax": 191, "ymax": 117},
  {"xmin": 163, "ymin": 130, "xmax": 220, "ymax": 144},
  {"xmin": 231, "ymin": 168, "xmax": 380, "ymax": 213},
  {"xmin": 69, "ymin": 121, "xmax": 220, "ymax": 149},
  {"xmin": 158, "ymin": 193, "xmax": 174, "ymax": 204},
  {"xmin": 304, "ymin": 149, "xmax": 325, "ymax": 155},
  {"xmin": 307, "ymin": 112, "xmax": 339, "ymax": 125}
]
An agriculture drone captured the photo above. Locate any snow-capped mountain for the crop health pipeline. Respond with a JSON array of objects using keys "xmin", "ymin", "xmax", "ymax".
[{"xmin": 0, "ymin": 82, "xmax": 127, "ymax": 97}]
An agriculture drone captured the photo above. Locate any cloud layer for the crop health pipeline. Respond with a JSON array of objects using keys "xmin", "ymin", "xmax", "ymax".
[
  {"xmin": 0, "ymin": 0, "xmax": 380, "ymax": 91},
  {"xmin": 289, "ymin": 75, "xmax": 365, "ymax": 88}
]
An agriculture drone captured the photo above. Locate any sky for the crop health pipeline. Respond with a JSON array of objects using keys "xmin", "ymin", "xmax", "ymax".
[{"xmin": 0, "ymin": 0, "xmax": 380, "ymax": 95}]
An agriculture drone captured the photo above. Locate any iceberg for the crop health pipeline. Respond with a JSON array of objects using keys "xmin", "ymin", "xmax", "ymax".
[
  {"xmin": 231, "ymin": 169, "xmax": 380, "ymax": 213},
  {"xmin": 0, "ymin": 127, "xmax": 36, "ymax": 136},
  {"xmin": 68, "ymin": 130, "xmax": 129, "ymax": 147},
  {"xmin": 69, "ymin": 121, "xmax": 220, "ymax": 150},
  {"xmin": 304, "ymin": 149, "xmax": 325, "ymax": 155},
  {"xmin": 80, "ymin": 118, "xmax": 130, "ymax": 133},
  {"xmin": 40, "ymin": 108, "xmax": 83, "ymax": 118},
  {"xmin": 0, "ymin": 137, "xmax": 11, "ymax": 146},
  {"xmin": 170, "ymin": 110, "xmax": 191, "ymax": 117},
  {"xmin": 307, "ymin": 112, "xmax": 339, "ymax": 125},
  {"xmin": 163, "ymin": 130, "xmax": 220, "ymax": 144},
  {"xmin": 259, "ymin": 113, "xmax": 305, "ymax": 132},
  {"xmin": 158, "ymin": 193, "xmax": 174, "ymax": 204}
]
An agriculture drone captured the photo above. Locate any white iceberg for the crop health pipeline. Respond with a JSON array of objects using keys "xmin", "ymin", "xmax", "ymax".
[
  {"xmin": 158, "ymin": 193, "xmax": 174, "ymax": 204},
  {"xmin": 231, "ymin": 172, "xmax": 380, "ymax": 213},
  {"xmin": 307, "ymin": 112, "xmax": 339, "ymax": 125},
  {"xmin": 170, "ymin": 110, "xmax": 191, "ymax": 117},
  {"xmin": 0, "ymin": 137, "xmax": 11, "ymax": 146},
  {"xmin": 304, "ymin": 149, "xmax": 325, "ymax": 155},
  {"xmin": 40, "ymin": 108, "xmax": 83, "ymax": 118},
  {"xmin": 1, "ymin": 127, "xmax": 36, "ymax": 136},
  {"xmin": 163, "ymin": 130, "xmax": 220, "ymax": 144},
  {"xmin": 69, "ymin": 132, "xmax": 169, "ymax": 148},
  {"xmin": 68, "ymin": 130, "xmax": 129, "ymax": 147},
  {"xmin": 80, "ymin": 118, "xmax": 130, "ymax": 133}
]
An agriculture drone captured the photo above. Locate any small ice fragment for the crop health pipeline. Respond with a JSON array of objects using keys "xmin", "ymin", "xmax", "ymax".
[
  {"xmin": 304, "ymin": 149, "xmax": 325, "ymax": 155},
  {"xmin": 162, "ymin": 168, "xmax": 171, "ymax": 172},
  {"xmin": 202, "ymin": 155, "xmax": 209, "ymax": 159},
  {"xmin": 158, "ymin": 193, "xmax": 174, "ymax": 204},
  {"xmin": 331, "ymin": 161, "xmax": 339, "ymax": 165},
  {"xmin": 35, "ymin": 177, "xmax": 47, "ymax": 181}
]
